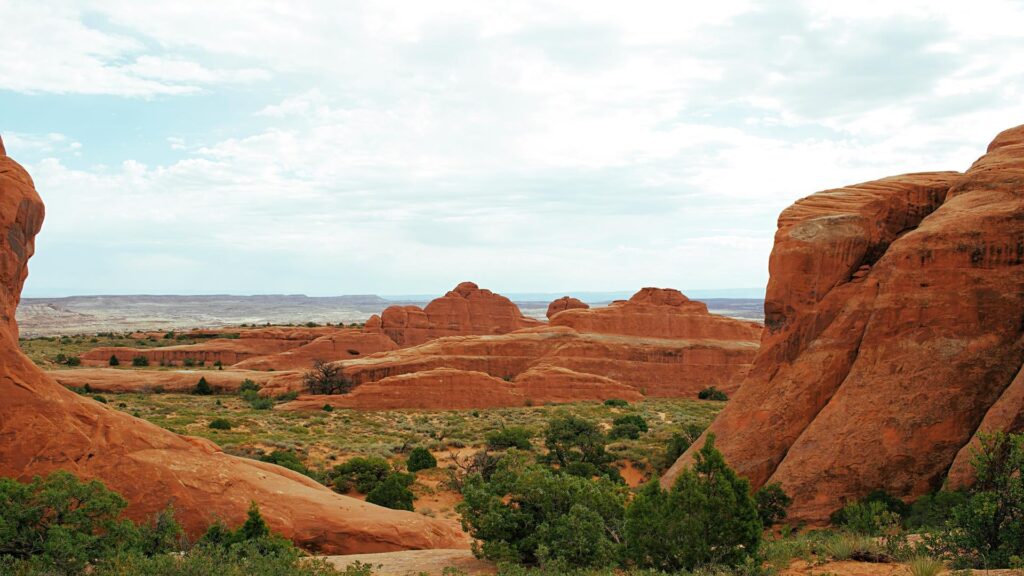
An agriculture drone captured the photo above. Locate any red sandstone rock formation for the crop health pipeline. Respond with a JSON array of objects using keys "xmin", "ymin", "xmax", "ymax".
[
  {"xmin": 278, "ymin": 288, "xmax": 761, "ymax": 409},
  {"xmin": 550, "ymin": 287, "xmax": 761, "ymax": 340},
  {"xmin": 364, "ymin": 282, "xmax": 543, "ymax": 346},
  {"xmin": 664, "ymin": 125, "xmax": 1024, "ymax": 523},
  {"xmin": 0, "ymin": 138, "xmax": 466, "ymax": 553},
  {"xmin": 234, "ymin": 329, "xmax": 398, "ymax": 371},
  {"xmin": 279, "ymin": 365, "xmax": 643, "ymax": 411},
  {"xmin": 47, "ymin": 367, "xmax": 280, "ymax": 393},
  {"xmin": 546, "ymin": 296, "xmax": 589, "ymax": 319}
]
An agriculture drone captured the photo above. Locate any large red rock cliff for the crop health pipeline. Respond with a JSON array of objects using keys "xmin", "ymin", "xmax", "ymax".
[
  {"xmin": 0, "ymin": 136, "xmax": 466, "ymax": 554},
  {"xmin": 363, "ymin": 281, "xmax": 543, "ymax": 346},
  {"xmin": 664, "ymin": 125, "xmax": 1024, "ymax": 523}
]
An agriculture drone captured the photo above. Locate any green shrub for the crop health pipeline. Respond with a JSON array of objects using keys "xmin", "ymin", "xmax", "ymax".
[
  {"xmin": 458, "ymin": 455, "xmax": 626, "ymax": 567},
  {"xmin": 407, "ymin": 447, "xmax": 437, "ymax": 472},
  {"xmin": 543, "ymin": 415, "xmax": 615, "ymax": 478},
  {"xmin": 239, "ymin": 379, "xmax": 260, "ymax": 393},
  {"xmin": 904, "ymin": 490, "xmax": 967, "ymax": 530},
  {"xmin": 608, "ymin": 414, "xmax": 648, "ymax": 440},
  {"xmin": 93, "ymin": 394, "xmax": 109, "ymax": 404},
  {"xmin": 603, "ymin": 398, "xmax": 629, "ymax": 407},
  {"xmin": 259, "ymin": 450, "xmax": 310, "ymax": 477},
  {"xmin": 0, "ymin": 471, "xmax": 174, "ymax": 574},
  {"xmin": 697, "ymin": 386, "xmax": 728, "ymax": 401},
  {"xmin": 322, "ymin": 404, "xmax": 334, "ymax": 412},
  {"xmin": 932, "ymin": 432, "xmax": 1024, "ymax": 568},
  {"xmin": 249, "ymin": 397, "xmax": 275, "ymax": 410},
  {"xmin": 330, "ymin": 457, "xmax": 392, "ymax": 493},
  {"xmin": 275, "ymin": 391, "xmax": 300, "ymax": 402},
  {"xmin": 108, "ymin": 354, "xmax": 120, "ymax": 366},
  {"xmin": 366, "ymin": 473, "xmax": 415, "ymax": 511},
  {"xmin": 908, "ymin": 555, "xmax": 944, "ymax": 576},
  {"xmin": 755, "ymin": 482, "xmax": 793, "ymax": 526},
  {"xmin": 183, "ymin": 357, "xmax": 197, "ymax": 367},
  {"xmin": 193, "ymin": 377, "xmax": 214, "ymax": 396},
  {"xmin": 661, "ymin": 424, "xmax": 707, "ymax": 471},
  {"xmin": 831, "ymin": 491, "xmax": 906, "ymax": 535},
  {"xmin": 622, "ymin": 434, "xmax": 761, "ymax": 571},
  {"xmin": 131, "ymin": 355, "xmax": 149, "ymax": 367},
  {"xmin": 486, "ymin": 426, "xmax": 533, "ymax": 450},
  {"xmin": 209, "ymin": 418, "xmax": 232, "ymax": 430}
]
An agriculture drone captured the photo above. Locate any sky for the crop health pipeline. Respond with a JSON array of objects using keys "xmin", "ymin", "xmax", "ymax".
[{"xmin": 2, "ymin": 1, "xmax": 1023, "ymax": 298}]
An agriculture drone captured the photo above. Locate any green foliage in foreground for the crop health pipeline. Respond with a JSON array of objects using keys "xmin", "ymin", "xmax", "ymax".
[
  {"xmin": 623, "ymin": 435, "xmax": 762, "ymax": 571},
  {"xmin": 0, "ymin": 471, "xmax": 352, "ymax": 576},
  {"xmin": 406, "ymin": 447, "xmax": 437, "ymax": 472}
]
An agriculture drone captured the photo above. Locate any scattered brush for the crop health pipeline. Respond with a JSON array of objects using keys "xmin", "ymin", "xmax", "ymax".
[{"xmin": 823, "ymin": 533, "xmax": 889, "ymax": 563}]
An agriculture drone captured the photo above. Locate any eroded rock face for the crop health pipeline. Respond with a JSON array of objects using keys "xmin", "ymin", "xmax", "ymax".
[
  {"xmin": 664, "ymin": 125, "xmax": 1024, "ymax": 523},
  {"xmin": 546, "ymin": 296, "xmax": 589, "ymax": 319},
  {"xmin": 47, "ymin": 367, "xmax": 280, "ymax": 393},
  {"xmin": 364, "ymin": 282, "xmax": 543, "ymax": 346},
  {"xmin": 0, "ymin": 141, "xmax": 466, "ymax": 553},
  {"xmin": 550, "ymin": 288, "xmax": 762, "ymax": 341},
  {"xmin": 279, "ymin": 288, "xmax": 761, "ymax": 409}
]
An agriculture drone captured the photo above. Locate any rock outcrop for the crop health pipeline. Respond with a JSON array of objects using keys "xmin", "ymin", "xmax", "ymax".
[
  {"xmin": 546, "ymin": 296, "xmax": 588, "ymax": 319},
  {"xmin": 279, "ymin": 289, "xmax": 761, "ymax": 409},
  {"xmin": 0, "ymin": 137, "xmax": 466, "ymax": 553},
  {"xmin": 664, "ymin": 125, "xmax": 1024, "ymax": 523},
  {"xmin": 550, "ymin": 288, "xmax": 762, "ymax": 340},
  {"xmin": 47, "ymin": 367, "xmax": 280, "ymax": 393},
  {"xmin": 363, "ymin": 282, "xmax": 543, "ymax": 346}
]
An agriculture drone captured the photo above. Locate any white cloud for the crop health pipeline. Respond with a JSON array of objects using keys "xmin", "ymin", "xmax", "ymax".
[{"xmin": 6, "ymin": 0, "xmax": 1024, "ymax": 295}]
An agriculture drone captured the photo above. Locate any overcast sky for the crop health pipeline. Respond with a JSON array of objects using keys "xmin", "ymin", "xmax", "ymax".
[{"xmin": 2, "ymin": 1, "xmax": 1023, "ymax": 298}]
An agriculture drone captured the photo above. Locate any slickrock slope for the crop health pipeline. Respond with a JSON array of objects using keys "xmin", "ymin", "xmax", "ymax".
[
  {"xmin": 233, "ymin": 329, "xmax": 398, "ymax": 370},
  {"xmin": 546, "ymin": 296, "xmax": 589, "ymax": 319},
  {"xmin": 0, "ymin": 136, "xmax": 466, "ymax": 554},
  {"xmin": 550, "ymin": 288, "xmax": 762, "ymax": 340},
  {"xmin": 46, "ymin": 367, "xmax": 280, "ymax": 393},
  {"xmin": 363, "ymin": 282, "xmax": 543, "ymax": 346},
  {"xmin": 664, "ymin": 125, "xmax": 1024, "ymax": 522},
  {"xmin": 279, "ymin": 290, "xmax": 761, "ymax": 410}
]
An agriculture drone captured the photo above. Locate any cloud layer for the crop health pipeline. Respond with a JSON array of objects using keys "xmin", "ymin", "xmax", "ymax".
[{"xmin": 2, "ymin": 0, "xmax": 1022, "ymax": 296}]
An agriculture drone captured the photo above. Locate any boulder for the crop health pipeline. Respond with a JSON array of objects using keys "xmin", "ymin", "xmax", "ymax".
[
  {"xmin": 0, "ymin": 140, "xmax": 466, "ymax": 554},
  {"xmin": 664, "ymin": 125, "xmax": 1024, "ymax": 523}
]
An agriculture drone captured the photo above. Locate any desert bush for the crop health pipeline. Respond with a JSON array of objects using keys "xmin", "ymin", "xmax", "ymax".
[
  {"xmin": 193, "ymin": 377, "xmax": 214, "ymax": 395},
  {"xmin": 622, "ymin": 434, "xmax": 761, "ymax": 571},
  {"xmin": 183, "ymin": 357, "xmax": 197, "ymax": 367},
  {"xmin": 322, "ymin": 404, "xmax": 334, "ymax": 412},
  {"xmin": 608, "ymin": 415, "xmax": 648, "ymax": 440},
  {"xmin": 0, "ymin": 471, "xmax": 180, "ymax": 574},
  {"xmin": 822, "ymin": 533, "xmax": 885, "ymax": 561},
  {"xmin": 659, "ymin": 423, "xmax": 707, "ymax": 472},
  {"xmin": 904, "ymin": 490, "xmax": 967, "ymax": 530},
  {"xmin": 831, "ymin": 491, "xmax": 905, "ymax": 536},
  {"xmin": 303, "ymin": 360, "xmax": 353, "ymax": 395},
  {"xmin": 543, "ymin": 415, "xmax": 616, "ymax": 479},
  {"xmin": 908, "ymin": 555, "xmax": 944, "ymax": 576},
  {"xmin": 131, "ymin": 355, "xmax": 149, "ymax": 367},
  {"xmin": 93, "ymin": 394, "xmax": 108, "ymax": 404},
  {"xmin": 407, "ymin": 447, "xmax": 437, "ymax": 472},
  {"xmin": 108, "ymin": 354, "xmax": 120, "ymax": 366},
  {"xmin": 239, "ymin": 379, "xmax": 260, "ymax": 393},
  {"xmin": 445, "ymin": 448, "xmax": 501, "ymax": 493},
  {"xmin": 365, "ymin": 473, "xmax": 415, "ymax": 511},
  {"xmin": 209, "ymin": 418, "xmax": 232, "ymax": 430},
  {"xmin": 697, "ymin": 386, "xmax": 728, "ymax": 401},
  {"xmin": 931, "ymin": 432, "xmax": 1024, "ymax": 568},
  {"xmin": 603, "ymin": 398, "xmax": 629, "ymax": 407},
  {"xmin": 329, "ymin": 457, "xmax": 391, "ymax": 493},
  {"xmin": 458, "ymin": 454, "xmax": 626, "ymax": 568},
  {"xmin": 486, "ymin": 426, "xmax": 533, "ymax": 450},
  {"xmin": 755, "ymin": 482, "xmax": 793, "ymax": 526},
  {"xmin": 259, "ymin": 450, "xmax": 310, "ymax": 477}
]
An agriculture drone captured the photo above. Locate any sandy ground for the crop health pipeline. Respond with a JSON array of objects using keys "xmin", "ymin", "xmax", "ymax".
[{"xmin": 324, "ymin": 549, "xmax": 495, "ymax": 575}]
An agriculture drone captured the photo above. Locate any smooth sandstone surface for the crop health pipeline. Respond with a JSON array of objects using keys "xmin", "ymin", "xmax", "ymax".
[
  {"xmin": 545, "ymin": 296, "xmax": 589, "ymax": 319},
  {"xmin": 363, "ymin": 282, "xmax": 543, "ymax": 346},
  {"xmin": 0, "ymin": 138, "xmax": 467, "ymax": 554},
  {"xmin": 665, "ymin": 125, "xmax": 1024, "ymax": 522}
]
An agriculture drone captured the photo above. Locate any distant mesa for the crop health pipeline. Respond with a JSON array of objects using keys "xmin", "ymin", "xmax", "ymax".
[
  {"xmin": 0, "ymin": 140, "xmax": 466, "ymax": 554},
  {"xmin": 545, "ymin": 295, "xmax": 588, "ymax": 319},
  {"xmin": 363, "ymin": 281, "xmax": 543, "ymax": 346},
  {"xmin": 663, "ymin": 124, "xmax": 1024, "ymax": 523}
]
